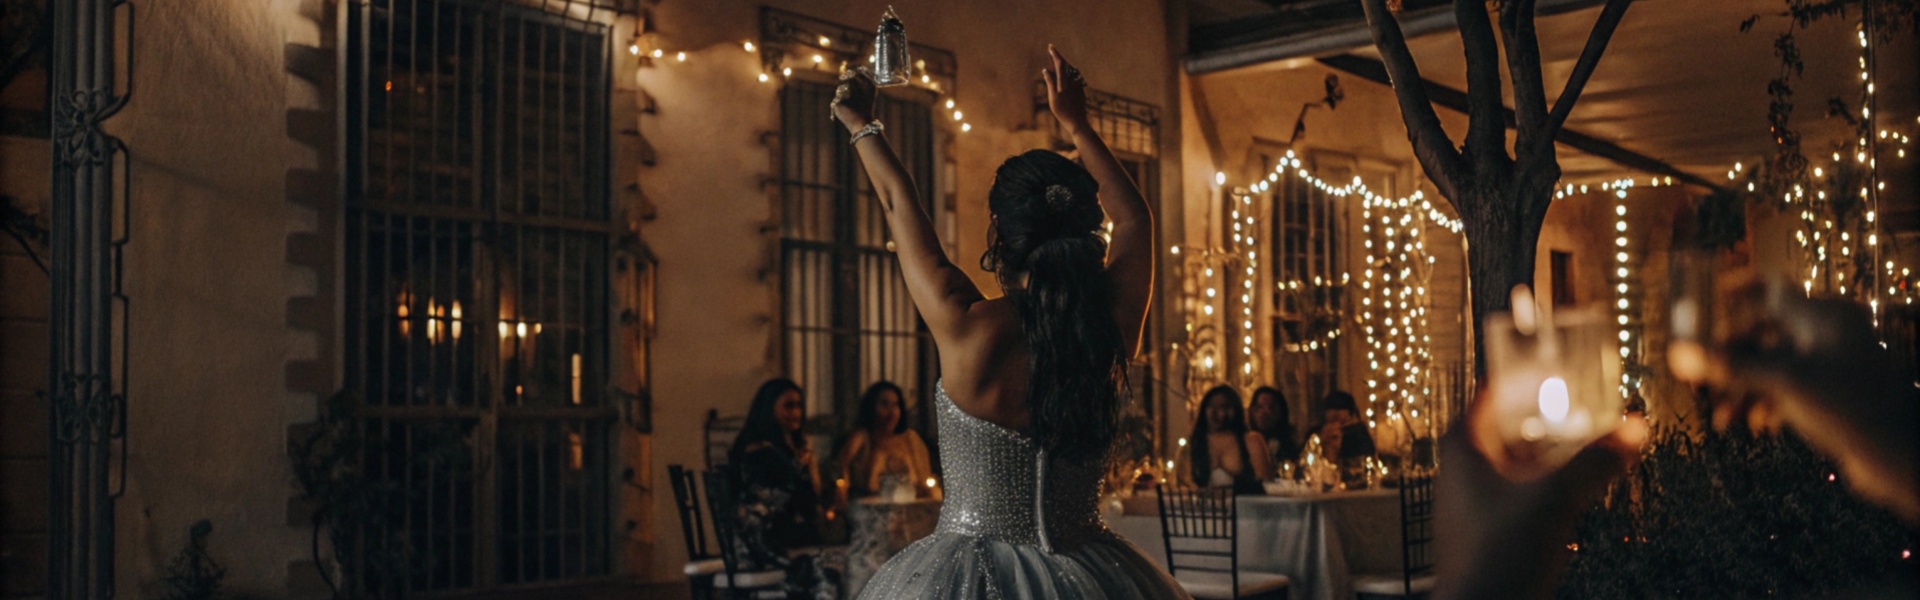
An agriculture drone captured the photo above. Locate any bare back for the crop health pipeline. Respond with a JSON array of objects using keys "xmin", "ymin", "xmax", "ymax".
[{"xmin": 934, "ymin": 297, "xmax": 1032, "ymax": 431}]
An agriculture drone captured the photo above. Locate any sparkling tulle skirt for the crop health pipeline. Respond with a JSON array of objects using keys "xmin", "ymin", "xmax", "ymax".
[{"xmin": 855, "ymin": 527, "xmax": 1190, "ymax": 599}]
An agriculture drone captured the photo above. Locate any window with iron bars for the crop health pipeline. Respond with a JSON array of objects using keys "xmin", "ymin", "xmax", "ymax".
[
  {"xmin": 1266, "ymin": 151, "xmax": 1347, "ymax": 417},
  {"xmin": 343, "ymin": 0, "xmax": 613, "ymax": 591},
  {"xmin": 778, "ymin": 80, "xmax": 937, "ymax": 423}
]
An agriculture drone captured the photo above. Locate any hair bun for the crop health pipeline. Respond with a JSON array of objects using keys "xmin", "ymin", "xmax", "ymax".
[{"xmin": 1044, "ymin": 184, "xmax": 1073, "ymax": 211}]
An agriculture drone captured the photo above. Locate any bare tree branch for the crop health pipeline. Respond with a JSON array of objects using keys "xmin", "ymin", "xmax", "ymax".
[
  {"xmin": 1457, "ymin": 0, "xmax": 1509, "ymax": 168},
  {"xmin": 1501, "ymin": 0, "xmax": 1550, "ymax": 167},
  {"xmin": 1538, "ymin": 0, "xmax": 1633, "ymax": 154},
  {"xmin": 1361, "ymin": 0, "xmax": 1468, "ymax": 203}
]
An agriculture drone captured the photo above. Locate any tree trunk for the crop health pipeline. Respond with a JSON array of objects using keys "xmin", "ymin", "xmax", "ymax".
[
  {"xmin": 1360, "ymin": 0, "xmax": 1630, "ymax": 379},
  {"xmin": 1463, "ymin": 191, "xmax": 1547, "ymax": 377}
]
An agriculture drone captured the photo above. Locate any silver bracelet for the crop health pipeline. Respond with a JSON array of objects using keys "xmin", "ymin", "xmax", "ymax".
[{"xmin": 849, "ymin": 120, "xmax": 885, "ymax": 145}]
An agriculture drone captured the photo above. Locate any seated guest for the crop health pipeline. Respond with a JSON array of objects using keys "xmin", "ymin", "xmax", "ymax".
[
  {"xmin": 1317, "ymin": 390, "xmax": 1377, "ymax": 461},
  {"xmin": 726, "ymin": 378, "xmax": 837, "ymax": 598},
  {"xmin": 1187, "ymin": 385, "xmax": 1274, "ymax": 495},
  {"xmin": 1248, "ymin": 386, "xmax": 1302, "ymax": 467},
  {"xmin": 834, "ymin": 381, "xmax": 934, "ymax": 501}
]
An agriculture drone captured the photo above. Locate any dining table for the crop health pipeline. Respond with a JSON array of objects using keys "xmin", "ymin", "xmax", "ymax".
[
  {"xmin": 1107, "ymin": 487, "xmax": 1404, "ymax": 600},
  {"xmin": 843, "ymin": 496, "xmax": 943, "ymax": 598}
]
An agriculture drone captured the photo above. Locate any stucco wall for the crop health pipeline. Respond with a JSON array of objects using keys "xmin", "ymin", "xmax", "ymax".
[
  {"xmin": 1, "ymin": 135, "xmax": 53, "ymax": 600},
  {"xmin": 100, "ymin": 0, "xmax": 324, "ymax": 596}
]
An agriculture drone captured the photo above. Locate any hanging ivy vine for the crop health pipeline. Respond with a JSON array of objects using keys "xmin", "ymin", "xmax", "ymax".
[{"xmin": 1742, "ymin": 0, "xmax": 1917, "ymax": 197}]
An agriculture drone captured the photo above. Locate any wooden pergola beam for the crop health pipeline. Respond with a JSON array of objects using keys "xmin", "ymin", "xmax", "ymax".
[
  {"xmin": 1316, "ymin": 53, "xmax": 1724, "ymax": 191},
  {"xmin": 1187, "ymin": 0, "xmax": 1615, "ymax": 75}
]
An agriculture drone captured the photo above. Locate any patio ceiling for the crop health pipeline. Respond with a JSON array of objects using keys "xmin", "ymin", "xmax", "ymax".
[{"xmin": 1186, "ymin": 0, "xmax": 1920, "ymax": 229}]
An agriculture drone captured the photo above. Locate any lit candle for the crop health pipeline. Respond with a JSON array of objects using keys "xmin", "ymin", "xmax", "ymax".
[{"xmin": 1520, "ymin": 376, "xmax": 1591, "ymax": 442}]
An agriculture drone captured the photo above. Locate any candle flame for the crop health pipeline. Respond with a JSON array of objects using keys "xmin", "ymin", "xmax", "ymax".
[{"xmin": 1539, "ymin": 377, "xmax": 1571, "ymax": 423}]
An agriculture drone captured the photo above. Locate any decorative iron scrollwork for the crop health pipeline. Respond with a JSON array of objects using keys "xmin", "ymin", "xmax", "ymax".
[
  {"xmin": 48, "ymin": 373, "xmax": 116, "ymax": 444},
  {"xmin": 53, "ymin": 88, "xmax": 124, "ymax": 167}
]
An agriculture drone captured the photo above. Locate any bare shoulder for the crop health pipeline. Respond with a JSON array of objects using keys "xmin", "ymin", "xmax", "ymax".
[{"xmin": 939, "ymin": 296, "xmax": 1033, "ymax": 431}]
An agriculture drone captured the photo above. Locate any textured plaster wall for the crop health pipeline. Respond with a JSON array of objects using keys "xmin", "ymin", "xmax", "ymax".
[{"xmin": 102, "ymin": 0, "xmax": 323, "ymax": 596}]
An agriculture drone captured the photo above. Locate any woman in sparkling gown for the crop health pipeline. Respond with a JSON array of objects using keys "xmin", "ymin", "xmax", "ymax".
[{"xmin": 831, "ymin": 46, "xmax": 1189, "ymax": 599}]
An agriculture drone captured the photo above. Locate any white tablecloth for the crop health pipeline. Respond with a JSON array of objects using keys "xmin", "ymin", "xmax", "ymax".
[{"xmin": 1108, "ymin": 489, "xmax": 1403, "ymax": 600}]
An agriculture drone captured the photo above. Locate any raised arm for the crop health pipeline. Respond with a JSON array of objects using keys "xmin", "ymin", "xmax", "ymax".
[
  {"xmin": 1043, "ymin": 46, "xmax": 1155, "ymax": 356},
  {"xmin": 832, "ymin": 70, "xmax": 985, "ymax": 341}
]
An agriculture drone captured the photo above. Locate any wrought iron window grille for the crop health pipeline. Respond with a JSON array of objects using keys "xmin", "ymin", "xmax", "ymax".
[
  {"xmin": 774, "ymin": 77, "xmax": 938, "ymax": 425},
  {"xmin": 1031, "ymin": 83, "xmax": 1162, "ymax": 159},
  {"xmin": 343, "ymin": 0, "xmax": 616, "ymax": 591}
]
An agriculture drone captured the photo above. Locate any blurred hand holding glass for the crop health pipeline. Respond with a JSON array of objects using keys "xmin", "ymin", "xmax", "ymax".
[{"xmin": 1483, "ymin": 285, "xmax": 1624, "ymax": 480}]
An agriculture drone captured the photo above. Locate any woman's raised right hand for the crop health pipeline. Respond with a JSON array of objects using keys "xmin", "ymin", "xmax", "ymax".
[{"xmin": 1041, "ymin": 45, "xmax": 1090, "ymax": 135}]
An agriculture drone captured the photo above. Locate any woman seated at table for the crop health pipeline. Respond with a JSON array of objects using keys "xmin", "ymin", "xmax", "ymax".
[
  {"xmin": 1317, "ymin": 390, "xmax": 1377, "ymax": 461},
  {"xmin": 834, "ymin": 381, "xmax": 934, "ymax": 501},
  {"xmin": 1249, "ymin": 385, "xmax": 1302, "ymax": 467},
  {"xmin": 727, "ymin": 378, "xmax": 837, "ymax": 597},
  {"xmin": 1188, "ymin": 385, "xmax": 1274, "ymax": 494}
]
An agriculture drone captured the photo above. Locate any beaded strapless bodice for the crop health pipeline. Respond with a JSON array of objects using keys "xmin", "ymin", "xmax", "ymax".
[{"xmin": 931, "ymin": 382, "xmax": 1108, "ymax": 550}]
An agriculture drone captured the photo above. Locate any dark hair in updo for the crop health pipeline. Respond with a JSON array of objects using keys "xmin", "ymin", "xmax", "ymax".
[{"xmin": 979, "ymin": 149, "xmax": 1126, "ymax": 462}]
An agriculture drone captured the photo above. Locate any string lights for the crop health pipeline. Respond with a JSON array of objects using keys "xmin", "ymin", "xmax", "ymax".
[
  {"xmin": 1171, "ymin": 15, "xmax": 1914, "ymax": 448},
  {"xmin": 1766, "ymin": 19, "xmax": 1916, "ymax": 312},
  {"xmin": 739, "ymin": 38, "xmax": 974, "ymax": 135},
  {"xmin": 1357, "ymin": 176, "xmax": 1436, "ymax": 435},
  {"xmin": 1261, "ymin": 150, "xmax": 1451, "ymax": 436},
  {"xmin": 637, "ymin": 21, "xmax": 976, "ymax": 134},
  {"xmin": 1603, "ymin": 179, "xmax": 1645, "ymax": 404}
]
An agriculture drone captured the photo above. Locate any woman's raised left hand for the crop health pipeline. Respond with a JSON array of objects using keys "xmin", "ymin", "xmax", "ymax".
[{"xmin": 831, "ymin": 68, "xmax": 878, "ymax": 132}]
